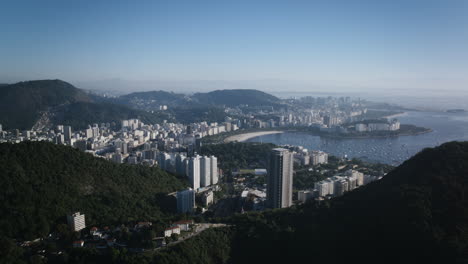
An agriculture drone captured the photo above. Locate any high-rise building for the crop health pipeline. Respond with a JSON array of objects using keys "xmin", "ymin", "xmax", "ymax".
[
  {"xmin": 177, "ymin": 188, "xmax": 195, "ymax": 213},
  {"xmin": 267, "ymin": 148, "xmax": 293, "ymax": 208},
  {"xmin": 64, "ymin": 126, "xmax": 72, "ymax": 143},
  {"xmin": 210, "ymin": 156, "xmax": 218, "ymax": 185},
  {"xmin": 158, "ymin": 153, "xmax": 171, "ymax": 171},
  {"xmin": 175, "ymin": 154, "xmax": 187, "ymax": 176},
  {"xmin": 67, "ymin": 212, "xmax": 86, "ymax": 232},
  {"xmin": 188, "ymin": 156, "xmax": 200, "ymax": 189},
  {"xmin": 85, "ymin": 128, "xmax": 93, "ymax": 139},
  {"xmin": 0, "ymin": 124, "xmax": 2, "ymax": 132},
  {"xmin": 92, "ymin": 127, "xmax": 100, "ymax": 138},
  {"xmin": 200, "ymin": 156, "xmax": 211, "ymax": 187}
]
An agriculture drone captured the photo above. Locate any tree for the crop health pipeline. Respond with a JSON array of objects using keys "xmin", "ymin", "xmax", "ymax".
[{"xmin": 170, "ymin": 233, "xmax": 179, "ymax": 242}]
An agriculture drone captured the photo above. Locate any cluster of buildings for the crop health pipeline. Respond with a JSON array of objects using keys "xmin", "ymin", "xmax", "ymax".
[
  {"xmin": 298, "ymin": 170, "xmax": 382, "ymax": 203},
  {"xmin": 66, "ymin": 210, "xmax": 195, "ymax": 249},
  {"xmin": 287, "ymin": 145, "xmax": 329, "ymax": 166},
  {"xmin": 355, "ymin": 119, "xmax": 401, "ymax": 132}
]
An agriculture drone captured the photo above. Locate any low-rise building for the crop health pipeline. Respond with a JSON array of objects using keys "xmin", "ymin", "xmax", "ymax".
[
  {"xmin": 173, "ymin": 220, "xmax": 194, "ymax": 231},
  {"xmin": 164, "ymin": 226, "xmax": 181, "ymax": 237}
]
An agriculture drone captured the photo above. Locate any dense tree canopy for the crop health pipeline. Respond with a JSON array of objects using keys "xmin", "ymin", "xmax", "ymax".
[{"xmin": 0, "ymin": 142, "xmax": 187, "ymax": 240}]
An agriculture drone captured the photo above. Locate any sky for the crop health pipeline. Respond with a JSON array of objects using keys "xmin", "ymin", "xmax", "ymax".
[{"xmin": 1, "ymin": 0, "xmax": 468, "ymax": 94}]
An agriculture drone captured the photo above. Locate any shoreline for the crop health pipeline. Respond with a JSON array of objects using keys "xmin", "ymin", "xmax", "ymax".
[
  {"xmin": 225, "ymin": 126, "xmax": 432, "ymax": 142},
  {"xmin": 383, "ymin": 111, "xmax": 407, "ymax": 119},
  {"xmin": 317, "ymin": 128, "xmax": 433, "ymax": 139},
  {"xmin": 224, "ymin": 131, "xmax": 284, "ymax": 143}
]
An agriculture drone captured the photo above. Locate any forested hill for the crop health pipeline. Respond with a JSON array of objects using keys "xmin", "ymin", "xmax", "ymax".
[
  {"xmin": 0, "ymin": 80, "xmax": 169, "ymax": 130},
  {"xmin": 192, "ymin": 89, "xmax": 280, "ymax": 107},
  {"xmin": 0, "ymin": 141, "xmax": 187, "ymax": 240},
  {"xmin": 152, "ymin": 141, "xmax": 468, "ymax": 264},
  {"xmin": 0, "ymin": 80, "xmax": 91, "ymax": 129},
  {"xmin": 224, "ymin": 141, "xmax": 468, "ymax": 263}
]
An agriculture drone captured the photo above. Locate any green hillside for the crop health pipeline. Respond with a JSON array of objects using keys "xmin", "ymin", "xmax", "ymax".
[
  {"xmin": 192, "ymin": 89, "xmax": 280, "ymax": 107},
  {"xmin": 225, "ymin": 141, "xmax": 468, "ymax": 263},
  {"xmin": 56, "ymin": 102, "xmax": 172, "ymax": 129},
  {"xmin": 151, "ymin": 141, "xmax": 468, "ymax": 264},
  {"xmin": 0, "ymin": 142, "xmax": 187, "ymax": 241},
  {"xmin": 0, "ymin": 80, "xmax": 171, "ymax": 130},
  {"xmin": 0, "ymin": 80, "xmax": 91, "ymax": 129}
]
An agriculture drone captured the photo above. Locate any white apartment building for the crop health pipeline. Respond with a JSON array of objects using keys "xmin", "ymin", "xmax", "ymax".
[{"xmin": 67, "ymin": 212, "xmax": 86, "ymax": 232}]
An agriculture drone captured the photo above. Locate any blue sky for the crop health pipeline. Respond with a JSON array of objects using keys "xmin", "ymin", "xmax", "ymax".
[{"xmin": 1, "ymin": 0, "xmax": 467, "ymax": 93}]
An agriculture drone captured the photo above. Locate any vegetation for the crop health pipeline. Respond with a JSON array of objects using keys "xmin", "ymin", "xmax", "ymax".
[
  {"xmin": 0, "ymin": 80, "xmax": 174, "ymax": 130},
  {"xmin": 0, "ymin": 80, "xmax": 91, "ymax": 129},
  {"xmin": 358, "ymin": 109, "xmax": 403, "ymax": 119},
  {"xmin": 169, "ymin": 106, "xmax": 228, "ymax": 124},
  {"xmin": 3, "ymin": 136, "xmax": 468, "ymax": 263},
  {"xmin": 294, "ymin": 157, "xmax": 393, "ymax": 190},
  {"xmin": 153, "ymin": 228, "xmax": 233, "ymax": 264},
  {"xmin": 152, "ymin": 141, "xmax": 468, "ymax": 263},
  {"xmin": 192, "ymin": 89, "xmax": 280, "ymax": 107},
  {"xmin": 0, "ymin": 141, "xmax": 187, "ymax": 241},
  {"xmin": 57, "ymin": 102, "xmax": 171, "ymax": 129},
  {"xmin": 222, "ymin": 141, "xmax": 468, "ymax": 263}
]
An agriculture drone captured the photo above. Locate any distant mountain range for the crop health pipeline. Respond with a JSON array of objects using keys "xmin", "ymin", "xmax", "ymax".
[
  {"xmin": 0, "ymin": 79, "xmax": 282, "ymax": 130},
  {"xmin": 113, "ymin": 88, "xmax": 281, "ymax": 110}
]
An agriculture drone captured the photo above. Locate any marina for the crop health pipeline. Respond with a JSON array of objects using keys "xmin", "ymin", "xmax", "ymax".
[{"xmin": 246, "ymin": 111, "xmax": 468, "ymax": 165}]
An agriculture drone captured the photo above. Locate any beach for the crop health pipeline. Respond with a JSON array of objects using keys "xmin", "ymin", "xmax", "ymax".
[
  {"xmin": 224, "ymin": 131, "xmax": 284, "ymax": 143},
  {"xmin": 383, "ymin": 112, "xmax": 407, "ymax": 119}
]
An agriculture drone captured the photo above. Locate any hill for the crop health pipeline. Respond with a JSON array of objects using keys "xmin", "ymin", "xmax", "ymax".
[
  {"xmin": 0, "ymin": 141, "xmax": 187, "ymax": 241},
  {"xmin": 53, "ymin": 101, "xmax": 172, "ymax": 130},
  {"xmin": 225, "ymin": 141, "xmax": 468, "ymax": 263},
  {"xmin": 0, "ymin": 80, "xmax": 91, "ymax": 129},
  {"xmin": 151, "ymin": 141, "xmax": 468, "ymax": 264},
  {"xmin": 116, "ymin": 90, "xmax": 191, "ymax": 110},
  {"xmin": 192, "ymin": 89, "xmax": 280, "ymax": 107},
  {"xmin": 0, "ymin": 80, "xmax": 170, "ymax": 130}
]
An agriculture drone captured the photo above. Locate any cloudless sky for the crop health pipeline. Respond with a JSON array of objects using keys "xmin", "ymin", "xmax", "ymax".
[{"xmin": 1, "ymin": 0, "xmax": 467, "ymax": 92}]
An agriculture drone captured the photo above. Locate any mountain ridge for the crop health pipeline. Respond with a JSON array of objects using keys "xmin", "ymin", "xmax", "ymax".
[{"xmin": 0, "ymin": 80, "xmax": 170, "ymax": 130}]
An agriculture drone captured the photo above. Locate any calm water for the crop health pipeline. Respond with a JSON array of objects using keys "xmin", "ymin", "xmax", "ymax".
[{"xmin": 246, "ymin": 111, "xmax": 468, "ymax": 165}]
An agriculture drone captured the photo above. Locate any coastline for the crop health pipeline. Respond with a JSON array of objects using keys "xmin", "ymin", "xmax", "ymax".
[
  {"xmin": 317, "ymin": 128, "xmax": 433, "ymax": 139},
  {"xmin": 383, "ymin": 111, "xmax": 407, "ymax": 119},
  {"xmin": 224, "ymin": 131, "xmax": 284, "ymax": 143}
]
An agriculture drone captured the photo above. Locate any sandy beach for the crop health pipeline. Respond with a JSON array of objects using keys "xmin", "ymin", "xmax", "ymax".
[
  {"xmin": 224, "ymin": 131, "xmax": 284, "ymax": 143},
  {"xmin": 383, "ymin": 112, "xmax": 407, "ymax": 119}
]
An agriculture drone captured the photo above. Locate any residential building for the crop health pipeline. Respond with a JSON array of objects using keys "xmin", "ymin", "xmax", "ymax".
[
  {"xmin": 200, "ymin": 156, "xmax": 211, "ymax": 187},
  {"xmin": 267, "ymin": 148, "xmax": 293, "ymax": 208},
  {"xmin": 177, "ymin": 188, "xmax": 195, "ymax": 213},
  {"xmin": 67, "ymin": 212, "xmax": 86, "ymax": 232},
  {"xmin": 173, "ymin": 220, "xmax": 194, "ymax": 231},
  {"xmin": 188, "ymin": 156, "xmax": 200, "ymax": 189},
  {"xmin": 164, "ymin": 226, "xmax": 181, "ymax": 237},
  {"xmin": 210, "ymin": 156, "xmax": 218, "ymax": 185}
]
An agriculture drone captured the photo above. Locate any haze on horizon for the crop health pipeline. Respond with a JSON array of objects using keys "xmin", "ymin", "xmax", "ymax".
[{"xmin": 1, "ymin": 0, "xmax": 468, "ymax": 97}]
